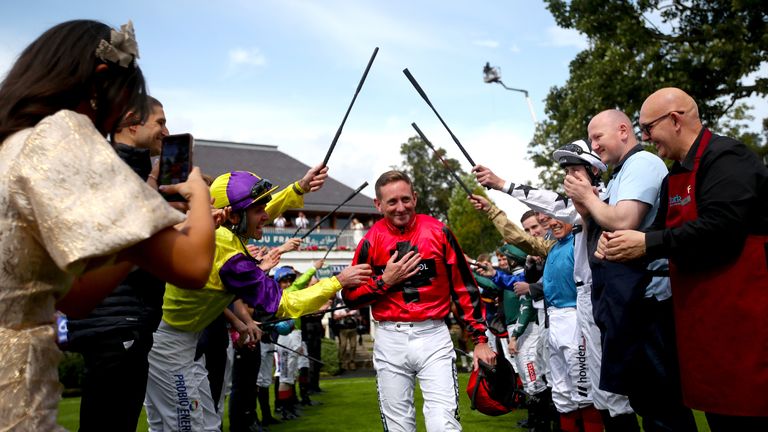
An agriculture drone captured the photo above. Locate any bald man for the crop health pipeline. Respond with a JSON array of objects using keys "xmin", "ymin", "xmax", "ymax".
[
  {"xmin": 561, "ymin": 109, "xmax": 695, "ymax": 432},
  {"xmin": 598, "ymin": 88, "xmax": 768, "ymax": 431}
]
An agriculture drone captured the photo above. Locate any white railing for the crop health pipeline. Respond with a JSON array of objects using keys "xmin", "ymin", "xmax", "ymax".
[{"xmin": 260, "ymin": 227, "xmax": 367, "ymax": 250}]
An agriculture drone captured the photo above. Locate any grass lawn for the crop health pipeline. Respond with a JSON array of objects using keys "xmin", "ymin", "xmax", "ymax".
[
  {"xmin": 57, "ymin": 372, "xmax": 525, "ymax": 431},
  {"xmin": 57, "ymin": 373, "xmax": 711, "ymax": 431}
]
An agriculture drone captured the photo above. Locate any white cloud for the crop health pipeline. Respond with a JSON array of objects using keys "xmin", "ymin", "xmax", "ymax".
[
  {"xmin": 509, "ymin": 44, "xmax": 521, "ymax": 53},
  {"xmin": 264, "ymin": 0, "xmax": 447, "ymax": 63},
  {"xmin": 228, "ymin": 47, "xmax": 266, "ymax": 67},
  {"xmin": 544, "ymin": 26, "xmax": 588, "ymax": 50},
  {"xmin": 424, "ymin": 121, "xmax": 540, "ymax": 223},
  {"xmin": 473, "ymin": 39, "xmax": 500, "ymax": 49},
  {"xmin": 154, "ymin": 85, "xmax": 544, "ymax": 209}
]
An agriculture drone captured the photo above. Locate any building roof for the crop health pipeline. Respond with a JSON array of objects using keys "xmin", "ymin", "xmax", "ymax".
[{"xmin": 195, "ymin": 139, "xmax": 378, "ymax": 215}]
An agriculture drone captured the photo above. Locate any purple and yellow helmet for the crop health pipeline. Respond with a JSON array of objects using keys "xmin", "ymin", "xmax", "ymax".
[{"xmin": 210, "ymin": 171, "xmax": 279, "ymax": 212}]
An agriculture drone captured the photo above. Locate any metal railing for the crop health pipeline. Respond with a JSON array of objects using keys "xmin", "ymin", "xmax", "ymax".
[{"xmin": 258, "ymin": 227, "xmax": 367, "ymax": 250}]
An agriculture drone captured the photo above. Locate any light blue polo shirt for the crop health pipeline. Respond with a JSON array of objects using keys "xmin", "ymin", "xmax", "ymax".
[{"xmin": 606, "ymin": 150, "xmax": 671, "ymax": 300}]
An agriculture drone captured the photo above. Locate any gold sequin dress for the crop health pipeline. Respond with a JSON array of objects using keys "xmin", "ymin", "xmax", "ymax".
[{"xmin": 0, "ymin": 110, "xmax": 185, "ymax": 430}]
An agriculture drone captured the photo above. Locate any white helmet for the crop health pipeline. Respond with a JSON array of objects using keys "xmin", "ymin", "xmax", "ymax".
[{"xmin": 552, "ymin": 139, "xmax": 607, "ymax": 172}]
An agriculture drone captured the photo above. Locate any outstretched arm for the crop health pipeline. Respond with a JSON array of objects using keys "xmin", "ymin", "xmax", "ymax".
[
  {"xmin": 59, "ymin": 168, "xmax": 216, "ymax": 316},
  {"xmin": 474, "ymin": 164, "xmax": 581, "ymax": 224},
  {"xmin": 278, "ymin": 264, "xmax": 372, "ymax": 317},
  {"xmin": 469, "ymin": 195, "xmax": 555, "ymax": 257}
]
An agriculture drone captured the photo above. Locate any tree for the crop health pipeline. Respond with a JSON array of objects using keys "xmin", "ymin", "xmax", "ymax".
[
  {"xmin": 446, "ymin": 175, "xmax": 503, "ymax": 258},
  {"xmin": 399, "ymin": 136, "xmax": 466, "ymax": 222},
  {"xmin": 531, "ymin": 0, "xmax": 768, "ymax": 189}
]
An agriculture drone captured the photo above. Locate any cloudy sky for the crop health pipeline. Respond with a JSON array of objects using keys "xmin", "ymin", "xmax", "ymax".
[
  {"xmin": 0, "ymin": 0, "xmax": 586, "ymax": 218},
  {"xmin": 2, "ymin": 1, "xmax": 763, "ymax": 219}
]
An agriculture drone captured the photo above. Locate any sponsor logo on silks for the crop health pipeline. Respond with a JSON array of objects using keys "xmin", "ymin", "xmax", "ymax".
[
  {"xmin": 174, "ymin": 373, "xmax": 197, "ymax": 432},
  {"xmin": 526, "ymin": 362, "xmax": 537, "ymax": 382},
  {"xmin": 669, "ymin": 194, "xmax": 692, "ymax": 207},
  {"xmin": 577, "ymin": 337, "xmax": 589, "ymax": 397},
  {"xmin": 577, "ymin": 385, "xmax": 590, "ymax": 398}
]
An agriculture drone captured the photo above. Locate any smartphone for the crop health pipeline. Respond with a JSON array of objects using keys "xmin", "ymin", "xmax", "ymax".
[{"xmin": 158, "ymin": 133, "xmax": 193, "ymax": 201}]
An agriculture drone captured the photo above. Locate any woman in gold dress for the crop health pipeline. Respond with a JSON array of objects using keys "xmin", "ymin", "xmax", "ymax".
[{"xmin": 0, "ymin": 20, "xmax": 216, "ymax": 430}]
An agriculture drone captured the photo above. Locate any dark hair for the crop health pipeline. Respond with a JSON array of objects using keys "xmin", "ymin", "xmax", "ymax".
[
  {"xmin": 201, "ymin": 173, "xmax": 214, "ymax": 186},
  {"xmin": 0, "ymin": 20, "xmax": 148, "ymax": 143},
  {"xmin": 118, "ymin": 95, "xmax": 163, "ymax": 131},
  {"xmin": 146, "ymin": 95, "xmax": 163, "ymax": 109},
  {"xmin": 520, "ymin": 210, "xmax": 538, "ymax": 225},
  {"xmin": 374, "ymin": 170, "xmax": 413, "ymax": 199}
]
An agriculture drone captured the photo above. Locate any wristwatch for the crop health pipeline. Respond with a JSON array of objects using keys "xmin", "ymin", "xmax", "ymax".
[{"xmin": 375, "ymin": 276, "xmax": 388, "ymax": 291}]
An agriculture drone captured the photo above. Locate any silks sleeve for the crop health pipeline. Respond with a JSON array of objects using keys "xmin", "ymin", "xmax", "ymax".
[
  {"xmin": 341, "ymin": 237, "xmax": 386, "ymax": 308},
  {"xmin": 510, "ymin": 295, "xmax": 536, "ymax": 339},
  {"xmin": 289, "ymin": 267, "xmax": 317, "ymax": 291},
  {"xmin": 219, "ymin": 254, "xmax": 282, "ymax": 313},
  {"xmin": 504, "ymin": 181, "xmax": 583, "ymax": 225},
  {"xmin": 265, "ymin": 182, "xmax": 306, "ymax": 221},
  {"xmin": 442, "ymin": 226, "xmax": 488, "ymax": 345},
  {"xmin": 491, "ymin": 270, "xmax": 525, "ymax": 290},
  {"xmin": 486, "ymin": 203, "xmax": 555, "ymax": 258},
  {"xmin": 276, "ymin": 276, "xmax": 341, "ymax": 318}
]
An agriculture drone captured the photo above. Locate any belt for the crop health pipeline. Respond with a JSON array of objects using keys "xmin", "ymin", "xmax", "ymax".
[
  {"xmin": 378, "ymin": 319, "xmax": 444, "ymax": 330},
  {"xmin": 546, "ymin": 306, "xmax": 577, "ymax": 314}
]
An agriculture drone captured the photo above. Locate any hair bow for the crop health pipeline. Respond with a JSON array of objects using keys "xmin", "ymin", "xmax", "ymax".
[{"xmin": 95, "ymin": 20, "xmax": 140, "ymax": 68}]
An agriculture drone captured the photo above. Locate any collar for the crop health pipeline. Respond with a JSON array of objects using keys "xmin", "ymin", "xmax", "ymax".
[
  {"xmin": 383, "ymin": 213, "xmax": 419, "ymax": 235},
  {"xmin": 677, "ymin": 127, "xmax": 707, "ymax": 171},
  {"xmin": 556, "ymin": 232, "xmax": 574, "ymax": 244},
  {"xmin": 114, "ymin": 142, "xmax": 152, "ymax": 181},
  {"xmin": 611, "ymin": 144, "xmax": 644, "ymax": 179}
]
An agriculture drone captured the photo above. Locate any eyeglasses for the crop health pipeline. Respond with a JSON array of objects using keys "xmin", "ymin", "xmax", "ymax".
[{"xmin": 639, "ymin": 111, "xmax": 684, "ymax": 136}]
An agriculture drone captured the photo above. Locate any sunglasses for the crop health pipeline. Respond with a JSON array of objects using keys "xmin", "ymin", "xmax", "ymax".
[{"xmin": 639, "ymin": 111, "xmax": 685, "ymax": 136}]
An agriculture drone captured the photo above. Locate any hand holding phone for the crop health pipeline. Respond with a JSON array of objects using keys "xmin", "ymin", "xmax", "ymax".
[
  {"xmin": 158, "ymin": 133, "xmax": 194, "ymax": 201},
  {"xmin": 158, "ymin": 166, "xmax": 208, "ymax": 204}
]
